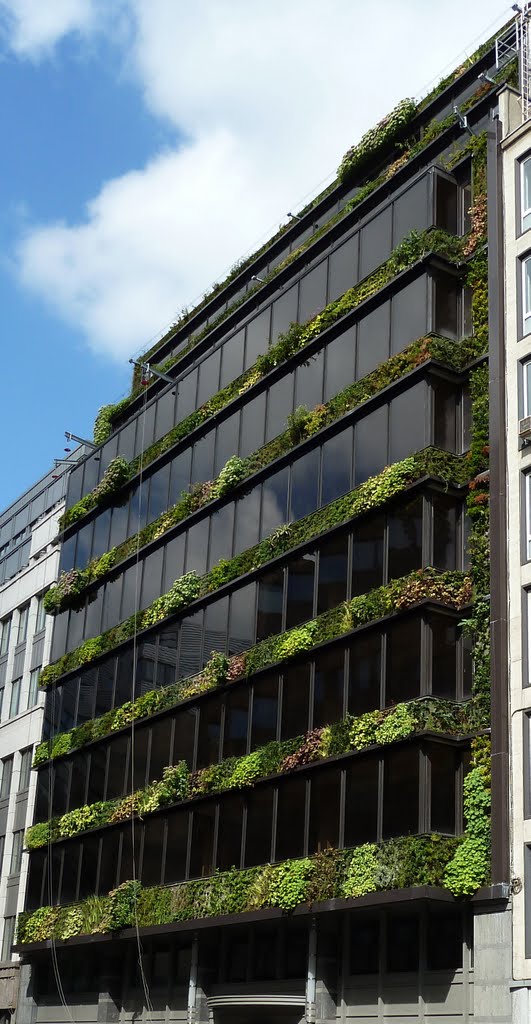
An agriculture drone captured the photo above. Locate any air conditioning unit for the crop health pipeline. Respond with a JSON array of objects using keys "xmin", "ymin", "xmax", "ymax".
[{"xmin": 519, "ymin": 416, "xmax": 531, "ymax": 441}]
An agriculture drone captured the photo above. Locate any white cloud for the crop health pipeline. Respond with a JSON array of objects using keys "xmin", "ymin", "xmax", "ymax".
[
  {"xmin": 12, "ymin": 0, "xmax": 509, "ymax": 362},
  {"xmin": 0, "ymin": 0, "xmax": 97, "ymax": 56}
]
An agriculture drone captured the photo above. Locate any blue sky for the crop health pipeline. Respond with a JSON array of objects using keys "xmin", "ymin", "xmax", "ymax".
[{"xmin": 0, "ymin": 0, "xmax": 512, "ymax": 508}]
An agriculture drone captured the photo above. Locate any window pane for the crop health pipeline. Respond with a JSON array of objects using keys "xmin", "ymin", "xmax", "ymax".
[
  {"xmin": 223, "ymin": 686, "xmax": 249, "ymax": 759},
  {"xmin": 321, "ymin": 429, "xmax": 352, "ymax": 506},
  {"xmin": 276, "ymin": 778, "xmax": 306, "ymax": 860},
  {"xmin": 190, "ymin": 803, "xmax": 216, "ymax": 878},
  {"xmin": 383, "ymin": 747, "xmax": 419, "ymax": 839},
  {"xmin": 327, "ymin": 235, "xmax": 358, "ymax": 303},
  {"xmin": 245, "ymin": 786, "xmax": 273, "ymax": 866},
  {"xmin": 317, "ymin": 534, "xmax": 348, "ymax": 614},
  {"xmin": 433, "ymin": 380, "xmax": 457, "ymax": 452},
  {"xmin": 386, "ymin": 615, "xmax": 421, "ymax": 704},
  {"xmin": 433, "ymin": 494, "xmax": 458, "ymax": 570},
  {"xmin": 251, "ymin": 673, "xmax": 279, "ymax": 750},
  {"xmin": 261, "ymin": 468, "xmax": 289, "ymax": 538},
  {"xmin": 281, "ymin": 664, "xmax": 310, "ymax": 739},
  {"xmin": 389, "ymin": 382, "xmax": 426, "ymax": 463},
  {"xmin": 217, "ymin": 794, "xmax": 243, "ymax": 871},
  {"xmin": 356, "ymin": 302, "xmax": 390, "ymax": 379},
  {"xmin": 290, "ymin": 448, "xmax": 320, "ymax": 521},
  {"xmin": 286, "ymin": 552, "xmax": 315, "ymax": 629},
  {"xmin": 239, "ymin": 392, "xmax": 265, "ymax": 458},
  {"xmin": 387, "ymin": 495, "xmax": 422, "ymax": 579},
  {"xmin": 256, "ymin": 568, "xmax": 284, "ymax": 641},
  {"xmin": 266, "ymin": 374, "xmax": 294, "ymax": 444},
  {"xmin": 350, "ymin": 916, "xmax": 379, "ymax": 974},
  {"xmin": 164, "ymin": 811, "xmax": 188, "ymax": 884},
  {"xmin": 430, "ymin": 744, "xmax": 457, "ymax": 833},
  {"xmin": 196, "ymin": 696, "xmax": 222, "ymax": 769},
  {"xmin": 431, "ymin": 616, "xmax": 458, "ymax": 700},
  {"xmin": 426, "ymin": 910, "xmax": 463, "ymax": 970},
  {"xmin": 139, "ymin": 817, "xmax": 164, "ymax": 888},
  {"xmin": 313, "ymin": 647, "xmax": 344, "ymax": 728},
  {"xmin": 348, "ymin": 631, "xmax": 381, "ymax": 715},
  {"xmin": 354, "ymin": 406, "xmax": 387, "ymax": 486},
  {"xmin": 390, "ymin": 275, "xmax": 428, "ymax": 356},
  {"xmin": 435, "ymin": 274, "xmax": 458, "ymax": 339},
  {"xmin": 351, "ymin": 514, "xmax": 384, "ymax": 596},
  {"xmin": 298, "ymin": 262, "xmax": 327, "ymax": 323},
  {"xmin": 387, "ymin": 915, "xmax": 419, "ymax": 972},
  {"xmin": 308, "ymin": 768, "xmax": 340, "ymax": 853},
  {"xmin": 229, "ymin": 583, "xmax": 256, "ymax": 654},
  {"xmin": 324, "ymin": 327, "xmax": 356, "ymax": 402},
  {"xmin": 344, "ymin": 757, "xmax": 379, "ymax": 846},
  {"xmin": 294, "ymin": 349, "xmax": 324, "ymax": 409}
]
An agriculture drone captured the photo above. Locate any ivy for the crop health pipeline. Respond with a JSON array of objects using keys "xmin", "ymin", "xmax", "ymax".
[
  {"xmin": 444, "ymin": 737, "xmax": 491, "ymax": 895},
  {"xmin": 27, "ymin": 698, "xmax": 477, "ymax": 851}
]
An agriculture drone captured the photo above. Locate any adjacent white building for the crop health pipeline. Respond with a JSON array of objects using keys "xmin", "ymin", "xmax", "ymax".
[{"xmin": 0, "ymin": 467, "xmax": 67, "ymax": 1022}]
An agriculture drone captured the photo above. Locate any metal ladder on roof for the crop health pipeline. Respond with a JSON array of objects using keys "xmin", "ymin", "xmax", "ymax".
[{"xmin": 496, "ymin": 4, "xmax": 531, "ymax": 123}]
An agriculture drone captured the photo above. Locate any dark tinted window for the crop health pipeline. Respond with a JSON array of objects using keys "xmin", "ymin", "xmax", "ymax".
[
  {"xmin": 321, "ymin": 429, "xmax": 352, "ymax": 505},
  {"xmin": 286, "ymin": 553, "xmax": 315, "ymax": 629},
  {"xmin": 427, "ymin": 910, "xmax": 463, "ymax": 970},
  {"xmin": 344, "ymin": 757, "xmax": 379, "ymax": 846},
  {"xmin": 387, "ymin": 915, "xmax": 419, "ymax": 972},
  {"xmin": 431, "ymin": 616, "xmax": 457, "ymax": 700},
  {"xmin": 433, "ymin": 380, "xmax": 458, "ymax": 452},
  {"xmin": 245, "ymin": 787, "xmax": 273, "ymax": 866},
  {"xmin": 360, "ymin": 207, "xmax": 392, "ymax": 278},
  {"xmin": 386, "ymin": 615, "xmax": 421, "ymax": 705},
  {"xmin": 276, "ymin": 777, "xmax": 306, "ymax": 860},
  {"xmin": 220, "ymin": 329, "xmax": 244, "ymax": 387},
  {"xmin": 246, "ymin": 309, "xmax": 270, "ymax": 367},
  {"xmin": 261, "ymin": 468, "xmax": 289, "ymax": 538},
  {"xmin": 351, "ymin": 514, "xmax": 384, "ymax": 596},
  {"xmin": 223, "ymin": 686, "xmax": 249, "ymax": 759},
  {"xmin": 433, "ymin": 494, "xmax": 458, "ymax": 570},
  {"xmin": 251, "ymin": 673, "xmax": 279, "ymax": 750},
  {"xmin": 350, "ymin": 916, "xmax": 379, "ymax": 974},
  {"xmin": 317, "ymin": 534, "xmax": 348, "ymax": 614},
  {"xmin": 354, "ymin": 405, "xmax": 387, "ymax": 486},
  {"xmin": 256, "ymin": 568, "xmax": 284, "ymax": 641},
  {"xmin": 164, "ymin": 811, "xmax": 188, "ymax": 884},
  {"xmin": 196, "ymin": 696, "xmax": 222, "ymax": 769},
  {"xmin": 389, "ymin": 382, "xmax": 426, "ymax": 463},
  {"xmin": 356, "ymin": 302, "xmax": 390, "ymax": 379},
  {"xmin": 390, "ymin": 275, "xmax": 428, "ymax": 356},
  {"xmin": 281, "ymin": 664, "xmax": 310, "ymax": 739},
  {"xmin": 383, "ymin": 746, "xmax": 419, "ymax": 839},
  {"xmin": 388, "ymin": 495, "xmax": 423, "ymax": 579},
  {"xmin": 290, "ymin": 448, "xmax": 319, "ymax": 521},
  {"xmin": 328, "ymin": 235, "xmax": 358, "ymax": 302},
  {"xmin": 298, "ymin": 262, "xmax": 327, "ymax": 323},
  {"xmin": 239, "ymin": 391, "xmax": 265, "ymax": 458},
  {"xmin": 348, "ymin": 631, "xmax": 381, "ymax": 715},
  {"xmin": 308, "ymin": 768, "xmax": 340, "ymax": 853},
  {"xmin": 294, "ymin": 349, "xmax": 324, "ymax": 409},
  {"xmin": 266, "ymin": 373, "xmax": 293, "ymax": 443},
  {"xmin": 216, "ymin": 794, "xmax": 244, "ymax": 871},
  {"xmin": 313, "ymin": 647, "xmax": 344, "ymax": 728},
  {"xmin": 190, "ymin": 803, "xmax": 216, "ymax": 878},
  {"xmin": 430, "ymin": 744, "xmax": 457, "ymax": 834},
  {"xmin": 324, "ymin": 327, "xmax": 356, "ymax": 401}
]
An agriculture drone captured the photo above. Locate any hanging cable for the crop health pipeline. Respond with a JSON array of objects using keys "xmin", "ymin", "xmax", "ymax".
[{"xmin": 129, "ymin": 386, "xmax": 155, "ymax": 1019}]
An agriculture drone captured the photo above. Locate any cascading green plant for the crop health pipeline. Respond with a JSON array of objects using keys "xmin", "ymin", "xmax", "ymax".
[
  {"xmin": 27, "ymin": 698, "xmax": 477, "ymax": 852},
  {"xmin": 61, "ymin": 226, "xmax": 466, "ymax": 531}
]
